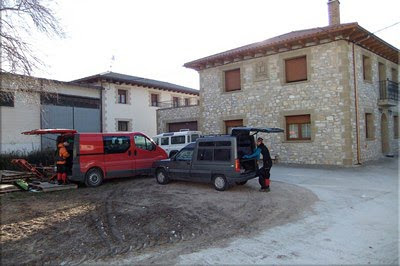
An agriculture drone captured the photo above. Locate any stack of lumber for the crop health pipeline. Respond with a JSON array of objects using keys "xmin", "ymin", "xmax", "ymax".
[
  {"xmin": 0, "ymin": 170, "xmax": 36, "ymax": 184},
  {"xmin": 28, "ymin": 181, "xmax": 77, "ymax": 192},
  {"xmin": 0, "ymin": 184, "xmax": 21, "ymax": 194},
  {"xmin": 0, "ymin": 170, "xmax": 77, "ymax": 194},
  {"xmin": 1, "ymin": 170, "xmax": 36, "ymax": 195}
]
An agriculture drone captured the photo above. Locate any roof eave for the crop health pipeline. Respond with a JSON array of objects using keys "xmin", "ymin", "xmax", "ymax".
[
  {"xmin": 75, "ymin": 75, "xmax": 199, "ymax": 96},
  {"xmin": 184, "ymin": 23, "xmax": 399, "ymax": 70}
]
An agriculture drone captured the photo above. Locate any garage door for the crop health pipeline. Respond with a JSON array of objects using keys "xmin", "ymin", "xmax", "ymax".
[
  {"xmin": 168, "ymin": 121, "xmax": 198, "ymax": 132},
  {"xmin": 40, "ymin": 93, "xmax": 101, "ymax": 149}
]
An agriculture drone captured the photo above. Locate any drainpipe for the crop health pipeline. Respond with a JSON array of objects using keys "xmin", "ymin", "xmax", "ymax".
[
  {"xmin": 352, "ymin": 42, "xmax": 361, "ymax": 164},
  {"xmin": 100, "ymin": 81, "xmax": 104, "ymax": 133}
]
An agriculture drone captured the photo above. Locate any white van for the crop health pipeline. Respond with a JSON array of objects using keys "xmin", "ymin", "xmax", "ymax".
[{"xmin": 153, "ymin": 130, "xmax": 202, "ymax": 157}]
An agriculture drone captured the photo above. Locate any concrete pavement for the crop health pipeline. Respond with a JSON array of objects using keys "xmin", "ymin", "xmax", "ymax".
[{"xmin": 177, "ymin": 157, "xmax": 399, "ymax": 265}]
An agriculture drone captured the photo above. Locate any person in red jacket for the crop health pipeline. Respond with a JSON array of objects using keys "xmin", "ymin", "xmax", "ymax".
[{"xmin": 56, "ymin": 139, "xmax": 70, "ymax": 185}]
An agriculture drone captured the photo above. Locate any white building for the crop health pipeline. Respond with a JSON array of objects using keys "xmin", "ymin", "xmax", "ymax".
[
  {"xmin": 0, "ymin": 72, "xmax": 199, "ymax": 153},
  {"xmin": 0, "ymin": 73, "xmax": 102, "ymax": 153},
  {"xmin": 74, "ymin": 72, "xmax": 199, "ymax": 136}
]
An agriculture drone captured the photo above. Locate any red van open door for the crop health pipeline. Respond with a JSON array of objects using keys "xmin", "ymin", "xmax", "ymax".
[{"xmin": 22, "ymin": 129, "xmax": 77, "ymax": 135}]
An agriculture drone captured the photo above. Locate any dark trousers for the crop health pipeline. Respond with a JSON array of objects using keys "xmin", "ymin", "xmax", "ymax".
[
  {"xmin": 257, "ymin": 163, "xmax": 271, "ymax": 189},
  {"xmin": 56, "ymin": 164, "xmax": 67, "ymax": 173}
]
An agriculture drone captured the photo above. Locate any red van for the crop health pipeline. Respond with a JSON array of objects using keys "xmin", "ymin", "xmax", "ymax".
[{"xmin": 22, "ymin": 129, "xmax": 168, "ymax": 187}]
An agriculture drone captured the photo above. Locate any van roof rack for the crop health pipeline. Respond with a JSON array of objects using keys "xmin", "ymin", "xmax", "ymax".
[{"xmin": 200, "ymin": 134, "xmax": 230, "ymax": 138}]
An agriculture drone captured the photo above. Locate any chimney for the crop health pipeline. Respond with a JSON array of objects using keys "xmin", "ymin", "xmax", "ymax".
[{"xmin": 328, "ymin": 0, "xmax": 340, "ymax": 25}]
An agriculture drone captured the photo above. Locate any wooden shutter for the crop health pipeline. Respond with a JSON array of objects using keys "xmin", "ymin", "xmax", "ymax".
[
  {"xmin": 225, "ymin": 119, "xmax": 243, "ymax": 134},
  {"xmin": 365, "ymin": 113, "xmax": 373, "ymax": 138},
  {"xmin": 285, "ymin": 56, "xmax": 307, "ymax": 82},
  {"xmin": 363, "ymin": 56, "xmax": 372, "ymax": 81},
  {"xmin": 286, "ymin": 115, "xmax": 310, "ymax": 124},
  {"xmin": 225, "ymin": 69, "xmax": 241, "ymax": 91}
]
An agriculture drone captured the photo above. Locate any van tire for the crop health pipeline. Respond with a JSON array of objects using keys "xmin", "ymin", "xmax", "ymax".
[
  {"xmin": 236, "ymin": 181, "xmax": 247, "ymax": 185},
  {"xmin": 156, "ymin": 168, "xmax": 169, "ymax": 185},
  {"xmin": 85, "ymin": 168, "xmax": 103, "ymax": 187},
  {"xmin": 213, "ymin": 175, "xmax": 228, "ymax": 191}
]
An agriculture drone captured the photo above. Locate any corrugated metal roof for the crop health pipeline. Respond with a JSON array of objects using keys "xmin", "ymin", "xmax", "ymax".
[{"xmin": 73, "ymin": 72, "xmax": 199, "ymax": 95}]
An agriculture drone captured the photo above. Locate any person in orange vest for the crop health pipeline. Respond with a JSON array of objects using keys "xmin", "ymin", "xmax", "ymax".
[{"xmin": 56, "ymin": 138, "xmax": 70, "ymax": 185}]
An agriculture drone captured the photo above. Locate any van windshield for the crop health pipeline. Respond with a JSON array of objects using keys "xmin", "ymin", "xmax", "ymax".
[{"xmin": 191, "ymin": 134, "xmax": 199, "ymax": 142}]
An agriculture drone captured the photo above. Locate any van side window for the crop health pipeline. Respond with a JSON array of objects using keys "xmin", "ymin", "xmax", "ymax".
[
  {"xmin": 103, "ymin": 136, "xmax": 130, "ymax": 154},
  {"xmin": 176, "ymin": 148, "xmax": 194, "ymax": 161},
  {"xmin": 161, "ymin": 137, "xmax": 169, "ymax": 145},
  {"xmin": 199, "ymin": 141, "xmax": 214, "ymax": 147},
  {"xmin": 215, "ymin": 141, "xmax": 231, "ymax": 146},
  {"xmin": 171, "ymin": 136, "xmax": 185, "ymax": 144},
  {"xmin": 197, "ymin": 149, "xmax": 213, "ymax": 161},
  {"xmin": 214, "ymin": 149, "xmax": 231, "ymax": 161},
  {"xmin": 134, "ymin": 135, "xmax": 156, "ymax": 151}
]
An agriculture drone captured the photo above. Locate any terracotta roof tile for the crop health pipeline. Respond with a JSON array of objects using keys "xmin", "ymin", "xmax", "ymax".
[{"xmin": 184, "ymin": 22, "xmax": 399, "ymax": 69}]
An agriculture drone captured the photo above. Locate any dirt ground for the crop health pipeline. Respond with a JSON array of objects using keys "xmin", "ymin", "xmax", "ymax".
[{"xmin": 0, "ymin": 176, "xmax": 318, "ymax": 265}]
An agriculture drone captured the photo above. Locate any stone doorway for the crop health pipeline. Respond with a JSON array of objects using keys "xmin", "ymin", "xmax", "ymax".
[{"xmin": 381, "ymin": 113, "xmax": 390, "ymax": 154}]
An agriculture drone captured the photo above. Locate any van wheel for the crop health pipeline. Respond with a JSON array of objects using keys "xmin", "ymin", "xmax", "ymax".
[
  {"xmin": 213, "ymin": 175, "xmax": 228, "ymax": 191},
  {"xmin": 156, "ymin": 168, "xmax": 169, "ymax": 185},
  {"xmin": 85, "ymin": 168, "xmax": 103, "ymax": 187},
  {"xmin": 236, "ymin": 181, "xmax": 247, "ymax": 185}
]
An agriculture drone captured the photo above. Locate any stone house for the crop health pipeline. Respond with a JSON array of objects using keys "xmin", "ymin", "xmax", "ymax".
[
  {"xmin": 158, "ymin": 0, "xmax": 399, "ymax": 165},
  {"xmin": 74, "ymin": 72, "xmax": 199, "ymax": 136}
]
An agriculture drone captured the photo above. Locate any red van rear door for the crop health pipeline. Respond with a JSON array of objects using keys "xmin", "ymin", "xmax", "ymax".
[{"xmin": 103, "ymin": 135, "xmax": 135, "ymax": 178}]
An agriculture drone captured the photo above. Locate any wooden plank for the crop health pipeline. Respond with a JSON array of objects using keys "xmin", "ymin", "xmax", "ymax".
[
  {"xmin": 0, "ymin": 184, "xmax": 21, "ymax": 194},
  {"xmin": 0, "ymin": 170, "xmax": 35, "ymax": 177}
]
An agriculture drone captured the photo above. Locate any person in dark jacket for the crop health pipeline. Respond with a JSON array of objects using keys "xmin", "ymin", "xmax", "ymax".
[{"xmin": 243, "ymin": 137, "xmax": 272, "ymax": 192}]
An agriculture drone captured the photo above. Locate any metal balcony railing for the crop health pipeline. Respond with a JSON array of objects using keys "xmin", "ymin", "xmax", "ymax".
[
  {"xmin": 150, "ymin": 99, "xmax": 199, "ymax": 109},
  {"xmin": 379, "ymin": 79, "xmax": 399, "ymax": 101}
]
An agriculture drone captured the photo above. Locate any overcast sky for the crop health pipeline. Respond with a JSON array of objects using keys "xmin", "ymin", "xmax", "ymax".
[{"xmin": 30, "ymin": 0, "xmax": 400, "ymax": 90}]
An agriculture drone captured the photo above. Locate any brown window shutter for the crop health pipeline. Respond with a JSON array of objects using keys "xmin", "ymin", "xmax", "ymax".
[
  {"xmin": 286, "ymin": 114, "xmax": 310, "ymax": 124},
  {"xmin": 225, "ymin": 119, "xmax": 243, "ymax": 127},
  {"xmin": 285, "ymin": 56, "xmax": 307, "ymax": 83},
  {"xmin": 225, "ymin": 119, "xmax": 243, "ymax": 134},
  {"xmin": 225, "ymin": 69, "xmax": 241, "ymax": 91}
]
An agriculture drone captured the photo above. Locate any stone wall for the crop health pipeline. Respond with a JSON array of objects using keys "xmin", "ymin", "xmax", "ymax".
[
  {"xmin": 157, "ymin": 105, "xmax": 200, "ymax": 134},
  {"xmin": 353, "ymin": 45, "xmax": 400, "ymax": 161},
  {"xmin": 199, "ymin": 41, "xmax": 353, "ymax": 165},
  {"xmin": 156, "ymin": 40, "xmax": 399, "ymax": 165}
]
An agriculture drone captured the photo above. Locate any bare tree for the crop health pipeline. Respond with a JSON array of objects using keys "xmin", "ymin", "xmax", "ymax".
[
  {"xmin": 0, "ymin": 0, "xmax": 65, "ymax": 108},
  {"xmin": 0, "ymin": 0, "xmax": 65, "ymax": 75}
]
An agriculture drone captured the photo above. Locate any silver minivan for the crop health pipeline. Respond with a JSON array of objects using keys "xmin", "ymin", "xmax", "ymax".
[{"xmin": 153, "ymin": 130, "xmax": 202, "ymax": 157}]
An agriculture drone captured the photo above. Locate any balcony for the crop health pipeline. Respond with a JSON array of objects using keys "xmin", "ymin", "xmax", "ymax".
[
  {"xmin": 378, "ymin": 79, "xmax": 398, "ymax": 107},
  {"xmin": 150, "ymin": 97, "xmax": 199, "ymax": 109}
]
